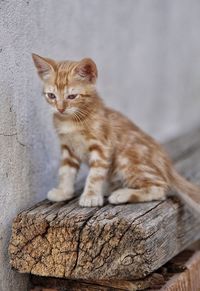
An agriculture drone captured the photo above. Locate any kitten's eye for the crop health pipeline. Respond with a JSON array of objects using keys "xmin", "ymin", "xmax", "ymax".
[
  {"xmin": 67, "ymin": 94, "xmax": 77, "ymax": 100},
  {"xmin": 47, "ymin": 93, "xmax": 56, "ymax": 100}
]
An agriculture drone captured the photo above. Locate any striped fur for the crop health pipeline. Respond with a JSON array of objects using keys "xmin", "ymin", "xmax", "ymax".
[{"xmin": 32, "ymin": 54, "xmax": 200, "ymax": 212}]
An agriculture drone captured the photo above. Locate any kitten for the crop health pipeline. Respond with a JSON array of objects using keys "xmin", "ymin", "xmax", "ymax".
[{"xmin": 32, "ymin": 53, "xmax": 200, "ymax": 212}]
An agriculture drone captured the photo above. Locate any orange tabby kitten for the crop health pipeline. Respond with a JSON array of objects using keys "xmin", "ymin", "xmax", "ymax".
[{"xmin": 32, "ymin": 53, "xmax": 200, "ymax": 211}]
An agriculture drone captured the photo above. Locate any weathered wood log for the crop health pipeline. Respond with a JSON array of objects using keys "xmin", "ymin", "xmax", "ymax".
[
  {"xmin": 29, "ymin": 272, "xmax": 165, "ymax": 290},
  {"xmin": 9, "ymin": 128, "xmax": 200, "ymax": 281},
  {"xmin": 29, "ymin": 250, "xmax": 200, "ymax": 291}
]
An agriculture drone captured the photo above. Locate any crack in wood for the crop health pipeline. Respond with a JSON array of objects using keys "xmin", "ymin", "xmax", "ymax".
[{"xmin": 9, "ymin": 128, "xmax": 200, "ymax": 281}]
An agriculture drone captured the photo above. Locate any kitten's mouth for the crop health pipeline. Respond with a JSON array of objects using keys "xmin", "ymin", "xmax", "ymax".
[
  {"xmin": 56, "ymin": 108, "xmax": 76, "ymax": 117},
  {"xmin": 57, "ymin": 109, "xmax": 65, "ymax": 114}
]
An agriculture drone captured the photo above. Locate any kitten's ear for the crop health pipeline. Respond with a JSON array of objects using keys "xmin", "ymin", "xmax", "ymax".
[
  {"xmin": 74, "ymin": 58, "xmax": 98, "ymax": 83},
  {"xmin": 32, "ymin": 53, "xmax": 56, "ymax": 81}
]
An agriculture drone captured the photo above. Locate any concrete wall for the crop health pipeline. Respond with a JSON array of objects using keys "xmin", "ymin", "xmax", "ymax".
[{"xmin": 0, "ymin": 0, "xmax": 200, "ymax": 290}]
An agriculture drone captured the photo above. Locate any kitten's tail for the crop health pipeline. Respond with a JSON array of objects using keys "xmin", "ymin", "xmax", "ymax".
[{"xmin": 171, "ymin": 168, "xmax": 200, "ymax": 214}]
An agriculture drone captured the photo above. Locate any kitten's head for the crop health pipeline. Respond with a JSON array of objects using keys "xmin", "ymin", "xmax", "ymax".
[{"xmin": 32, "ymin": 53, "xmax": 99, "ymax": 118}]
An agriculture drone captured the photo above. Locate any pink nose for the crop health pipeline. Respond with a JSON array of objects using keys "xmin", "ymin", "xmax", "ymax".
[{"xmin": 58, "ymin": 108, "xmax": 65, "ymax": 113}]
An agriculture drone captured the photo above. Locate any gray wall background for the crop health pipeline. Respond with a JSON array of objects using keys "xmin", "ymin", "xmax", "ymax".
[{"xmin": 0, "ymin": 0, "xmax": 200, "ymax": 290}]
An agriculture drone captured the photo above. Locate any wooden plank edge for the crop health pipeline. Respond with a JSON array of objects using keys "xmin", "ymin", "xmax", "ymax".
[
  {"xmin": 161, "ymin": 250, "xmax": 200, "ymax": 291},
  {"xmin": 29, "ymin": 250, "xmax": 200, "ymax": 291}
]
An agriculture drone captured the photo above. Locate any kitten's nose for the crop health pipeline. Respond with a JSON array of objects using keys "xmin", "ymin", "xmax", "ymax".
[{"xmin": 58, "ymin": 108, "xmax": 65, "ymax": 114}]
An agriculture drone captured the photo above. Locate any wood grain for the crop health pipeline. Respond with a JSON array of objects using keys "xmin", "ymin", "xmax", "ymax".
[
  {"xmin": 9, "ymin": 128, "xmax": 200, "ymax": 281},
  {"xmin": 29, "ymin": 251, "xmax": 200, "ymax": 291},
  {"xmin": 161, "ymin": 250, "xmax": 200, "ymax": 291},
  {"xmin": 29, "ymin": 272, "xmax": 165, "ymax": 290}
]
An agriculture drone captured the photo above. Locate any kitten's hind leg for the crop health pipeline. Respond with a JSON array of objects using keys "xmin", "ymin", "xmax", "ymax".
[{"xmin": 108, "ymin": 186, "xmax": 166, "ymax": 205}]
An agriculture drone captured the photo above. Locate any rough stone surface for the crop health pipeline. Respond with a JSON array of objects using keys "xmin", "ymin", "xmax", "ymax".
[{"xmin": 1, "ymin": 0, "xmax": 200, "ymax": 290}]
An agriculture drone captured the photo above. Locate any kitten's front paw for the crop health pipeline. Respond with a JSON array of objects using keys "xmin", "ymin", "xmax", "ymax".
[
  {"xmin": 79, "ymin": 194, "xmax": 104, "ymax": 207},
  {"xmin": 47, "ymin": 188, "xmax": 74, "ymax": 202}
]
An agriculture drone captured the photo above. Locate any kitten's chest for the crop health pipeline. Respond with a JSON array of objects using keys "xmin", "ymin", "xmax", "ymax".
[
  {"xmin": 57, "ymin": 122, "xmax": 88, "ymax": 161},
  {"xmin": 66, "ymin": 132, "xmax": 88, "ymax": 161}
]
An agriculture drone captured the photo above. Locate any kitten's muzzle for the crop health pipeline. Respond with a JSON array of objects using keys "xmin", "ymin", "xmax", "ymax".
[{"xmin": 58, "ymin": 108, "xmax": 65, "ymax": 114}]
